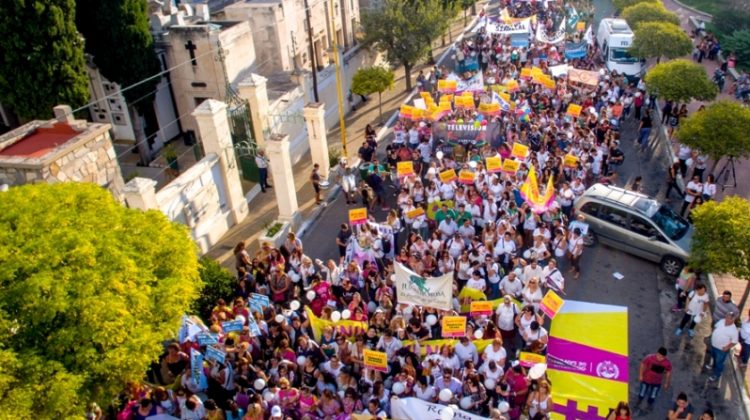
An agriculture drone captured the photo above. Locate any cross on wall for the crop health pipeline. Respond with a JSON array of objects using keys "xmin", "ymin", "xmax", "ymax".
[{"xmin": 185, "ymin": 40, "xmax": 197, "ymax": 65}]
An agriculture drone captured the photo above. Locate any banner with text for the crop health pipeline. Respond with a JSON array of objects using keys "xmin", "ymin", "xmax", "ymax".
[{"xmin": 395, "ymin": 262, "xmax": 453, "ymax": 311}]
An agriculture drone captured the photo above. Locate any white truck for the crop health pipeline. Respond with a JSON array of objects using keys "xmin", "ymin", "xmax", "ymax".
[{"xmin": 596, "ymin": 18, "xmax": 643, "ymax": 78}]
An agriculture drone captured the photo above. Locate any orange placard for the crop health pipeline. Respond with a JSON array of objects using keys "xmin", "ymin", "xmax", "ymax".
[
  {"xmin": 397, "ymin": 161, "xmax": 414, "ymax": 177},
  {"xmin": 563, "ymin": 154, "xmax": 579, "ymax": 168},
  {"xmin": 501, "ymin": 159, "xmax": 521, "ymax": 174},
  {"xmin": 406, "ymin": 207, "xmax": 425, "ymax": 219},
  {"xmin": 438, "ymin": 79, "xmax": 458, "ymax": 93},
  {"xmin": 470, "ymin": 301, "xmax": 493, "ymax": 316},
  {"xmin": 540, "ymin": 75, "xmax": 556, "ymax": 90},
  {"xmin": 348, "ymin": 208, "xmax": 368, "ymax": 226},
  {"xmin": 540, "ymin": 289, "xmax": 565, "ymax": 319},
  {"xmin": 576, "ymin": 21, "xmax": 586, "ymax": 32},
  {"xmin": 520, "ymin": 68, "xmax": 533, "ymax": 79},
  {"xmin": 519, "ymin": 351, "xmax": 547, "ymax": 367},
  {"xmin": 441, "ymin": 316, "xmax": 467, "ymax": 338},
  {"xmin": 458, "ymin": 170, "xmax": 476, "ymax": 185},
  {"xmin": 511, "ymin": 142, "xmax": 529, "ymax": 159},
  {"xmin": 439, "ymin": 169, "xmax": 457, "ymax": 183},
  {"xmin": 566, "ymin": 104, "xmax": 582, "ymax": 118},
  {"xmin": 486, "ymin": 156, "xmax": 503, "ymax": 173}
]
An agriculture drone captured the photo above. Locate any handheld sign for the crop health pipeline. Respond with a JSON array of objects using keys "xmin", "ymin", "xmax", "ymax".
[
  {"xmin": 397, "ymin": 161, "xmax": 415, "ymax": 177},
  {"xmin": 539, "ymin": 289, "xmax": 565, "ymax": 319},
  {"xmin": 566, "ymin": 104, "xmax": 582, "ymax": 118},
  {"xmin": 470, "ymin": 301, "xmax": 493, "ymax": 316},
  {"xmin": 485, "ymin": 156, "xmax": 503, "ymax": 173},
  {"xmin": 519, "ymin": 351, "xmax": 547, "ymax": 367},
  {"xmin": 501, "ymin": 159, "xmax": 521, "ymax": 174},
  {"xmin": 249, "ymin": 293, "xmax": 270, "ymax": 315},
  {"xmin": 205, "ymin": 345, "xmax": 226, "ymax": 364},
  {"xmin": 349, "ymin": 208, "xmax": 368, "ymax": 226},
  {"xmin": 563, "ymin": 154, "xmax": 579, "ymax": 168},
  {"xmin": 511, "ymin": 143, "xmax": 529, "ymax": 159},
  {"xmin": 363, "ymin": 349, "xmax": 389, "ymax": 372},
  {"xmin": 458, "ymin": 170, "xmax": 476, "ymax": 185},
  {"xmin": 441, "ymin": 316, "xmax": 467, "ymax": 338},
  {"xmin": 406, "ymin": 207, "xmax": 425, "ymax": 219},
  {"xmin": 439, "ymin": 169, "xmax": 457, "ymax": 183},
  {"xmin": 222, "ymin": 320, "xmax": 244, "ymax": 333}
]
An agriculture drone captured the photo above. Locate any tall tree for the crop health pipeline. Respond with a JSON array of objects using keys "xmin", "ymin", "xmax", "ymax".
[
  {"xmin": 621, "ymin": 2, "xmax": 679, "ymax": 29},
  {"xmin": 0, "ymin": 0, "xmax": 90, "ymax": 120},
  {"xmin": 76, "ymin": 0, "xmax": 162, "ymax": 164},
  {"xmin": 351, "ymin": 66, "xmax": 395, "ymax": 123},
  {"xmin": 0, "ymin": 183, "xmax": 201, "ymax": 417},
  {"xmin": 723, "ymin": 29, "xmax": 750, "ymax": 70},
  {"xmin": 675, "ymin": 100, "xmax": 750, "ymax": 172},
  {"xmin": 631, "ymin": 22, "xmax": 693, "ymax": 62},
  {"xmin": 644, "ymin": 59, "xmax": 717, "ymax": 104},
  {"xmin": 361, "ymin": 0, "xmax": 440, "ymax": 91}
]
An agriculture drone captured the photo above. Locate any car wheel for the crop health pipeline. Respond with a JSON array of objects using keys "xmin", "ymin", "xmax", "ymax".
[
  {"xmin": 660, "ymin": 256, "xmax": 684, "ymax": 277},
  {"xmin": 583, "ymin": 231, "xmax": 596, "ymax": 247}
]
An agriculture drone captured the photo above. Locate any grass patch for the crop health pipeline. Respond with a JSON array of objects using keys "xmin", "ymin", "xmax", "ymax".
[{"xmin": 679, "ymin": 0, "xmax": 750, "ymax": 16}]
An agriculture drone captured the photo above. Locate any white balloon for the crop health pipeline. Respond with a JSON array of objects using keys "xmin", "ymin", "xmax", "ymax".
[
  {"xmin": 436, "ymin": 151, "xmax": 444, "ymax": 160},
  {"xmin": 468, "ymin": 161, "xmax": 478, "ymax": 168},
  {"xmin": 426, "ymin": 314, "xmax": 438, "ymax": 326},
  {"xmin": 368, "ymin": 301, "xmax": 378, "ymax": 313},
  {"xmin": 306, "ymin": 290, "xmax": 316, "ymax": 301},
  {"xmin": 392, "ymin": 382, "xmax": 405, "ymax": 395},
  {"xmin": 338, "ymin": 390, "xmax": 346, "ymax": 399},
  {"xmin": 235, "ymin": 315, "xmax": 246, "ymax": 325},
  {"xmin": 341, "ymin": 309, "xmax": 352, "ymax": 320},
  {"xmin": 289, "ymin": 271, "xmax": 301, "ymax": 283},
  {"xmin": 331, "ymin": 311, "xmax": 342, "ymax": 322},
  {"xmin": 263, "ymin": 391, "xmax": 275, "ymax": 402},
  {"xmin": 253, "ymin": 378, "xmax": 266, "ymax": 391},
  {"xmin": 275, "ymin": 314, "xmax": 285, "ymax": 323},
  {"xmin": 460, "ymin": 396, "xmax": 473, "ymax": 410},
  {"xmin": 528, "ymin": 363, "xmax": 548, "ymax": 380},
  {"xmin": 474, "ymin": 329, "xmax": 483, "ymax": 340},
  {"xmin": 439, "ymin": 388, "xmax": 453, "ymax": 402},
  {"xmin": 484, "ymin": 378, "xmax": 496, "ymax": 390},
  {"xmin": 296, "ymin": 355, "xmax": 306, "ymax": 366},
  {"xmin": 440, "ymin": 406, "xmax": 455, "ymax": 420},
  {"xmin": 290, "ymin": 300, "xmax": 301, "ymax": 311},
  {"xmin": 498, "ymin": 400, "xmax": 510, "ymax": 413}
]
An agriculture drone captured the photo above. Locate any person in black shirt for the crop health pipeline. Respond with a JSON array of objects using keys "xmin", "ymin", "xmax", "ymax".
[
  {"xmin": 607, "ymin": 141, "xmax": 624, "ymax": 175},
  {"xmin": 358, "ymin": 141, "xmax": 374, "ymax": 162},
  {"xmin": 336, "ymin": 224, "xmax": 352, "ymax": 263},
  {"xmin": 638, "ymin": 113, "xmax": 653, "ymax": 152}
]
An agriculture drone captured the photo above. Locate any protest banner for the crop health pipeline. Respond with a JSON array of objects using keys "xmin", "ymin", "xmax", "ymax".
[
  {"xmin": 221, "ymin": 320, "xmax": 244, "ymax": 333},
  {"xmin": 205, "ymin": 345, "xmax": 226, "ymax": 364},
  {"xmin": 563, "ymin": 154, "xmax": 579, "ymax": 168},
  {"xmin": 196, "ymin": 331, "xmax": 219, "ymax": 346},
  {"xmin": 432, "ymin": 121, "xmax": 501, "ymax": 147},
  {"xmin": 363, "ymin": 349, "xmax": 389, "ymax": 372},
  {"xmin": 442, "ymin": 316, "xmax": 467, "ymax": 338},
  {"xmin": 249, "ymin": 293, "xmax": 270, "ymax": 315},
  {"xmin": 565, "ymin": 42, "xmax": 588, "ymax": 59},
  {"xmin": 348, "ymin": 208, "xmax": 368, "ymax": 226},
  {"xmin": 519, "ymin": 351, "xmax": 548, "ymax": 367},
  {"xmin": 511, "ymin": 142, "xmax": 529, "ymax": 159},
  {"xmin": 566, "ymin": 104, "xmax": 582, "ymax": 118},
  {"xmin": 536, "ymin": 21, "xmax": 566, "ymax": 44},
  {"xmin": 391, "ymin": 397, "xmax": 487, "ymax": 420},
  {"xmin": 406, "ymin": 207, "xmax": 425, "ymax": 219},
  {"xmin": 470, "ymin": 301, "xmax": 494, "ymax": 316},
  {"xmin": 439, "ymin": 169, "xmax": 457, "ymax": 183},
  {"xmin": 485, "ymin": 156, "xmax": 502, "ymax": 173},
  {"xmin": 506, "ymin": 79, "xmax": 520, "ymax": 92},
  {"xmin": 246, "ymin": 312, "xmax": 262, "ymax": 337},
  {"xmin": 576, "ymin": 21, "xmax": 586, "ymax": 32},
  {"xmin": 458, "ymin": 170, "xmax": 476, "ymax": 185},
  {"xmin": 305, "ymin": 307, "xmax": 369, "ymax": 341},
  {"xmin": 540, "ymin": 289, "xmax": 565, "ymax": 319},
  {"xmin": 520, "ymin": 68, "xmax": 533, "ymax": 79},
  {"xmin": 395, "ymin": 263, "xmax": 453, "ymax": 310},
  {"xmin": 501, "ymin": 159, "xmax": 521, "ymax": 174},
  {"xmin": 549, "ymin": 64, "xmax": 569, "ymax": 78},
  {"xmin": 190, "ymin": 349, "xmax": 209, "ymax": 388},
  {"xmin": 397, "ymin": 161, "xmax": 414, "ymax": 177},
  {"xmin": 568, "ymin": 68, "xmax": 599, "ymax": 86},
  {"xmin": 478, "ymin": 102, "xmax": 501, "ymax": 116},
  {"xmin": 413, "ymin": 98, "xmax": 427, "ymax": 110}
]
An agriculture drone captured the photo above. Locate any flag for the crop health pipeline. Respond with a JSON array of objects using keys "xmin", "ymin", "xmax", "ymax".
[{"xmin": 520, "ymin": 166, "xmax": 556, "ymax": 214}]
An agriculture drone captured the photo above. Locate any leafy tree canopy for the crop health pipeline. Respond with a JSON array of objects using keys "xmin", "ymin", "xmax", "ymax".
[
  {"xmin": 622, "ymin": 2, "xmax": 679, "ymax": 29},
  {"xmin": 723, "ymin": 29, "xmax": 750, "ymax": 71},
  {"xmin": 631, "ymin": 22, "xmax": 693, "ymax": 60},
  {"xmin": 76, "ymin": 0, "xmax": 161, "ymax": 110},
  {"xmin": 0, "ymin": 0, "xmax": 89, "ymax": 120},
  {"xmin": 351, "ymin": 66, "xmax": 396, "ymax": 97},
  {"xmin": 0, "ymin": 183, "xmax": 201, "ymax": 418},
  {"xmin": 644, "ymin": 59, "xmax": 717, "ymax": 103},
  {"xmin": 613, "ymin": 0, "xmax": 658, "ymax": 12},
  {"xmin": 690, "ymin": 196, "xmax": 750, "ymax": 280},
  {"xmin": 193, "ymin": 257, "xmax": 236, "ymax": 321},
  {"xmin": 708, "ymin": 7, "xmax": 750, "ymax": 40},
  {"xmin": 676, "ymin": 100, "xmax": 750, "ymax": 162}
]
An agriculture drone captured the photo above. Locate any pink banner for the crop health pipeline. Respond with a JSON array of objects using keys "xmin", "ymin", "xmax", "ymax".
[{"xmin": 546, "ymin": 337, "xmax": 628, "ymax": 383}]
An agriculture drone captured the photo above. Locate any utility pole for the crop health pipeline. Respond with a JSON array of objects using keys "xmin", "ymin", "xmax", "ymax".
[
  {"xmin": 304, "ymin": 0, "xmax": 320, "ymax": 102},
  {"xmin": 328, "ymin": 0, "xmax": 347, "ymax": 157}
]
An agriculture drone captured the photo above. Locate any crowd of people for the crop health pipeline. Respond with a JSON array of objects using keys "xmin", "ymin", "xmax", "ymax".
[{"xmin": 109, "ymin": 1, "xmax": 749, "ymax": 420}]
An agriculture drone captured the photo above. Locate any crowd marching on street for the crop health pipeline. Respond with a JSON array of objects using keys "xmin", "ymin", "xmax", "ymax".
[{"xmin": 110, "ymin": 1, "xmax": 750, "ymax": 420}]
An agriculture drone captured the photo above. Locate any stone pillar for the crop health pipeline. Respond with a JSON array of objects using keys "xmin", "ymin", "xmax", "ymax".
[
  {"xmin": 123, "ymin": 177, "xmax": 158, "ymax": 210},
  {"xmin": 192, "ymin": 99, "xmax": 249, "ymax": 226},
  {"xmin": 265, "ymin": 133, "xmax": 300, "ymax": 227},
  {"xmin": 303, "ymin": 102, "xmax": 330, "ymax": 181},
  {"xmin": 238, "ymin": 74, "xmax": 270, "ymax": 148}
]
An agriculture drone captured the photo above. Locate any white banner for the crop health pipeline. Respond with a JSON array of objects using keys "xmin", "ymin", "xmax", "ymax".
[
  {"xmin": 476, "ymin": 17, "xmax": 532, "ymax": 35},
  {"xmin": 395, "ymin": 263, "xmax": 453, "ymax": 311},
  {"xmin": 536, "ymin": 20, "xmax": 566, "ymax": 44},
  {"xmin": 390, "ymin": 397, "xmax": 486, "ymax": 420},
  {"xmin": 447, "ymin": 72, "xmax": 485, "ymax": 93}
]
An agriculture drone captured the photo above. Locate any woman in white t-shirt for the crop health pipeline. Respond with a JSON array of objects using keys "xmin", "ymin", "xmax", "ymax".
[
  {"xmin": 521, "ymin": 278, "xmax": 544, "ymax": 311},
  {"xmin": 702, "ymin": 174, "xmax": 717, "ymax": 201},
  {"xmin": 414, "ymin": 376, "xmax": 436, "ymax": 402},
  {"xmin": 675, "ymin": 283, "xmax": 710, "ymax": 338}
]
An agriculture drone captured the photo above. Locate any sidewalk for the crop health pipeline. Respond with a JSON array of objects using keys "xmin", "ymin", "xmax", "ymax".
[{"xmin": 205, "ymin": 6, "xmax": 485, "ymax": 268}]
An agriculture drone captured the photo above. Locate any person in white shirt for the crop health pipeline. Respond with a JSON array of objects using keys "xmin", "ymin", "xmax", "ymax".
[
  {"xmin": 542, "ymin": 259, "xmax": 565, "ymax": 294},
  {"xmin": 482, "ymin": 337, "xmax": 507, "ymax": 366},
  {"xmin": 681, "ymin": 175, "xmax": 702, "ymax": 217},
  {"xmin": 522, "ymin": 321, "xmax": 549, "ymax": 352},
  {"xmin": 708, "ymin": 312, "xmax": 739, "ymax": 381},
  {"xmin": 478, "ymin": 359, "xmax": 504, "ymax": 383},
  {"xmin": 438, "ymin": 216, "xmax": 458, "ymax": 240},
  {"xmin": 466, "ymin": 270, "xmax": 487, "ymax": 292},
  {"xmin": 500, "ymin": 272, "xmax": 523, "ymax": 299},
  {"xmin": 495, "ymin": 232, "xmax": 517, "ymax": 269},
  {"xmin": 495, "ymin": 295, "xmax": 519, "ymax": 340},
  {"xmin": 675, "ymin": 283, "xmax": 710, "ymax": 337},
  {"xmin": 458, "ymin": 219, "xmax": 476, "ymax": 245},
  {"xmin": 454, "ymin": 337, "xmax": 479, "ymax": 366},
  {"xmin": 702, "ymin": 174, "xmax": 717, "ymax": 201},
  {"xmin": 179, "ymin": 395, "xmax": 206, "ymax": 420},
  {"xmin": 414, "ymin": 376, "xmax": 437, "ymax": 402},
  {"xmin": 522, "ymin": 259, "xmax": 544, "ymax": 287}
]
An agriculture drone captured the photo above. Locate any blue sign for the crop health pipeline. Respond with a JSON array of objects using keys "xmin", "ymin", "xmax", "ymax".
[
  {"xmin": 222, "ymin": 320, "xmax": 244, "ymax": 333},
  {"xmin": 249, "ymin": 293, "xmax": 271, "ymax": 315},
  {"xmin": 196, "ymin": 331, "xmax": 218, "ymax": 346},
  {"xmin": 565, "ymin": 42, "xmax": 588, "ymax": 59},
  {"xmin": 190, "ymin": 349, "xmax": 208, "ymax": 389},
  {"xmin": 247, "ymin": 313, "xmax": 263, "ymax": 337},
  {"xmin": 205, "ymin": 345, "xmax": 226, "ymax": 364}
]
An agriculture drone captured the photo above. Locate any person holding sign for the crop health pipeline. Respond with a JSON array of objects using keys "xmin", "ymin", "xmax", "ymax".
[{"xmin": 521, "ymin": 320, "xmax": 549, "ymax": 354}]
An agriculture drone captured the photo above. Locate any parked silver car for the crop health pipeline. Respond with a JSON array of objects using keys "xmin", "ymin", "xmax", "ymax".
[{"xmin": 573, "ymin": 184, "xmax": 693, "ymax": 276}]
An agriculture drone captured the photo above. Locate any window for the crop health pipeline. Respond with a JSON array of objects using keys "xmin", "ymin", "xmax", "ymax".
[
  {"xmin": 579, "ymin": 202, "xmax": 601, "ymax": 217},
  {"xmin": 610, "ymin": 48, "xmax": 639, "ymax": 63},
  {"xmin": 597, "ymin": 205, "xmax": 629, "ymax": 229},
  {"xmin": 629, "ymin": 215, "xmax": 664, "ymax": 240},
  {"xmin": 650, "ymin": 205, "xmax": 689, "ymax": 240}
]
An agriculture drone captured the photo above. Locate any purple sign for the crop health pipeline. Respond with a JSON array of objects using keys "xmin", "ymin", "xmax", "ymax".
[{"xmin": 546, "ymin": 336, "xmax": 628, "ymax": 383}]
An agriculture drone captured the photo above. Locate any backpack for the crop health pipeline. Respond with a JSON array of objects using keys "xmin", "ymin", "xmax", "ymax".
[{"xmin": 382, "ymin": 236, "xmax": 392, "ymax": 254}]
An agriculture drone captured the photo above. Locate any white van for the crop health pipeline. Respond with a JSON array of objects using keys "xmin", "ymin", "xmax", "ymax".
[{"xmin": 596, "ymin": 18, "xmax": 643, "ymax": 78}]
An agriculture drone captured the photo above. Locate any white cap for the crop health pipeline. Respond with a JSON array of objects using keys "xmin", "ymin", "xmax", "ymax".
[{"xmin": 271, "ymin": 406, "xmax": 283, "ymax": 417}]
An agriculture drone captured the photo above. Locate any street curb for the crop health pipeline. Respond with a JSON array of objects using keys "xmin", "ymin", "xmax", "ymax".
[
  {"xmin": 669, "ymin": 0, "xmax": 713, "ymax": 20},
  {"xmin": 706, "ymin": 273, "xmax": 750, "ymax": 419}
]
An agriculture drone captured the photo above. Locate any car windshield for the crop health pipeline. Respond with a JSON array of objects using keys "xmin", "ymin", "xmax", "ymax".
[
  {"xmin": 650, "ymin": 205, "xmax": 689, "ymax": 240},
  {"xmin": 610, "ymin": 48, "xmax": 639, "ymax": 63}
]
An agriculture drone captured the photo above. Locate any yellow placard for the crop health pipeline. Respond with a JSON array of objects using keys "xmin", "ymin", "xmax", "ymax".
[
  {"xmin": 540, "ymin": 289, "xmax": 565, "ymax": 319},
  {"xmin": 439, "ymin": 169, "xmax": 457, "ymax": 183},
  {"xmin": 501, "ymin": 159, "xmax": 521, "ymax": 174},
  {"xmin": 478, "ymin": 102, "xmax": 501, "ymax": 115},
  {"xmin": 441, "ymin": 316, "xmax": 467, "ymax": 338},
  {"xmin": 363, "ymin": 349, "xmax": 388, "ymax": 372},
  {"xmin": 511, "ymin": 142, "xmax": 529, "ymax": 159},
  {"xmin": 485, "ymin": 156, "xmax": 502, "ymax": 173},
  {"xmin": 438, "ymin": 79, "xmax": 458, "ymax": 93},
  {"xmin": 566, "ymin": 103, "xmax": 582, "ymax": 118},
  {"xmin": 348, "ymin": 208, "xmax": 368, "ymax": 226},
  {"xmin": 576, "ymin": 21, "xmax": 586, "ymax": 32},
  {"xmin": 520, "ymin": 68, "xmax": 532, "ymax": 79},
  {"xmin": 470, "ymin": 301, "xmax": 493, "ymax": 316},
  {"xmin": 540, "ymin": 75, "xmax": 557, "ymax": 90},
  {"xmin": 458, "ymin": 170, "xmax": 476, "ymax": 185},
  {"xmin": 563, "ymin": 154, "xmax": 579, "ymax": 168},
  {"xmin": 506, "ymin": 79, "xmax": 520, "ymax": 92},
  {"xmin": 397, "ymin": 161, "xmax": 414, "ymax": 177},
  {"xmin": 519, "ymin": 351, "xmax": 547, "ymax": 367},
  {"xmin": 406, "ymin": 207, "xmax": 425, "ymax": 219}
]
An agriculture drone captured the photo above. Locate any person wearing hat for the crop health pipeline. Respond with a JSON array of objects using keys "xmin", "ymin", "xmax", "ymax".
[
  {"xmin": 270, "ymin": 405, "xmax": 283, "ymax": 419},
  {"xmin": 707, "ymin": 311, "xmax": 739, "ymax": 381}
]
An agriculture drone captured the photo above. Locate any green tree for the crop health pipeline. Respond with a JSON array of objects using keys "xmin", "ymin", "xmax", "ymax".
[
  {"xmin": 76, "ymin": 0, "xmax": 161, "ymax": 164},
  {"xmin": 675, "ymin": 100, "xmax": 750, "ymax": 172},
  {"xmin": 193, "ymin": 257, "xmax": 237, "ymax": 320},
  {"xmin": 621, "ymin": 2, "xmax": 679, "ymax": 29},
  {"xmin": 0, "ymin": 183, "xmax": 201, "ymax": 418},
  {"xmin": 0, "ymin": 0, "xmax": 90, "ymax": 120},
  {"xmin": 631, "ymin": 22, "xmax": 693, "ymax": 62},
  {"xmin": 644, "ymin": 59, "xmax": 717, "ymax": 104},
  {"xmin": 690, "ymin": 196, "xmax": 750, "ymax": 307},
  {"xmin": 361, "ymin": 0, "xmax": 440, "ymax": 91},
  {"xmin": 351, "ymin": 66, "xmax": 395, "ymax": 123},
  {"xmin": 723, "ymin": 29, "xmax": 750, "ymax": 70},
  {"xmin": 708, "ymin": 7, "xmax": 750, "ymax": 40},
  {"xmin": 460, "ymin": 0, "xmax": 477, "ymax": 25},
  {"xmin": 613, "ymin": 0, "xmax": 657, "ymax": 12}
]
